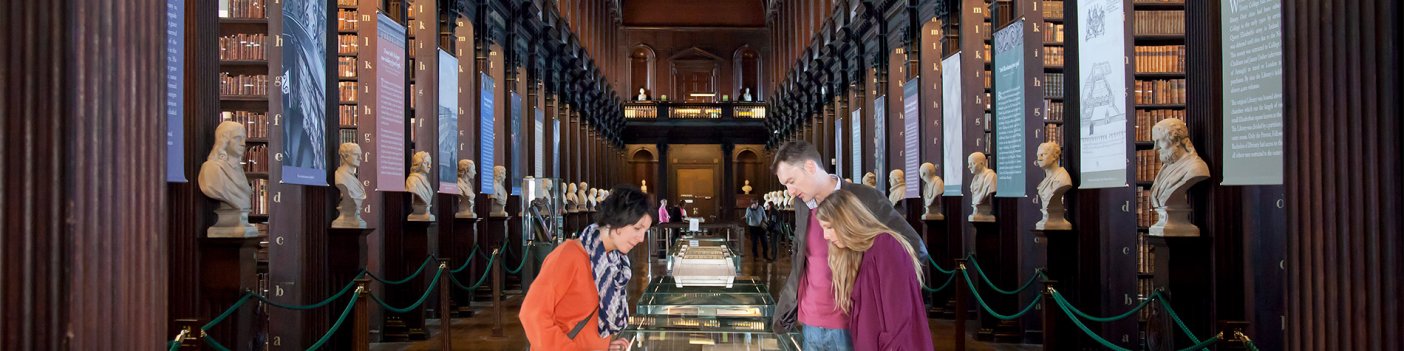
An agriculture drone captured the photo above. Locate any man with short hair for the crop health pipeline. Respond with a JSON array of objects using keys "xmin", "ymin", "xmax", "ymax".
[
  {"xmin": 769, "ymin": 141, "xmax": 926, "ymax": 350},
  {"xmin": 744, "ymin": 201, "xmax": 772, "ymax": 261}
]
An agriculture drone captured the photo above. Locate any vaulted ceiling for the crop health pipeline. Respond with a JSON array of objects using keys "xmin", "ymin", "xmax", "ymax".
[{"xmin": 621, "ymin": 0, "xmax": 767, "ymax": 27}]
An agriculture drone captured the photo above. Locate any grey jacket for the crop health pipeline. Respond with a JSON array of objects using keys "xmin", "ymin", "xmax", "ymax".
[{"xmin": 772, "ymin": 182, "xmax": 926, "ymax": 333}]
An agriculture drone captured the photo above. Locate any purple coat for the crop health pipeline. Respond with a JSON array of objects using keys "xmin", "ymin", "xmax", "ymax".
[{"xmin": 848, "ymin": 234, "xmax": 934, "ymax": 350}]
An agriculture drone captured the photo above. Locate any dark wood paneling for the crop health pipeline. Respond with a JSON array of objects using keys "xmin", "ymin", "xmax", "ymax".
[
  {"xmin": 1284, "ymin": 0, "xmax": 1403, "ymax": 350},
  {"xmin": 622, "ymin": 0, "xmax": 767, "ymax": 27},
  {"xmin": 2, "ymin": 0, "xmax": 168, "ymax": 349}
]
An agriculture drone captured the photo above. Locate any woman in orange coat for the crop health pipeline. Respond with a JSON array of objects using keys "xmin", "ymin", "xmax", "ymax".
[{"xmin": 521, "ymin": 185, "xmax": 654, "ymax": 350}]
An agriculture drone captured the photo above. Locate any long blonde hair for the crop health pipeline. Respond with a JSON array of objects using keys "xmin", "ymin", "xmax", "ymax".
[{"xmin": 814, "ymin": 188, "xmax": 924, "ymax": 314}]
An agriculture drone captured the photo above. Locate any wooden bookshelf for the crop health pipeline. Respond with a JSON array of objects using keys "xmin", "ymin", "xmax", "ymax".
[
  {"xmin": 218, "ymin": 0, "xmax": 272, "ymax": 220},
  {"xmin": 1043, "ymin": 0, "xmax": 1065, "ymax": 145}
]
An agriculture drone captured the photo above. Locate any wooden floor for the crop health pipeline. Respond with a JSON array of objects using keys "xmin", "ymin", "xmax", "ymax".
[{"xmin": 372, "ymin": 238, "xmax": 1039, "ymax": 351}]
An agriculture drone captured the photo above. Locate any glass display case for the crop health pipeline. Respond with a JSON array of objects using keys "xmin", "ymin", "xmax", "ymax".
[
  {"xmin": 635, "ymin": 276, "xmax": 775, "ymax": 322},
  {"xmin": 614, "ymin": 330, "xmax": 801, "ymax": 351}
]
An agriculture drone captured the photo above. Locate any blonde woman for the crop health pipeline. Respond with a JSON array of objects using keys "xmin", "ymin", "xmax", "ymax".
[{"xmin": 814, "ymin": 188, "xmax": 934, "ymax": 350}]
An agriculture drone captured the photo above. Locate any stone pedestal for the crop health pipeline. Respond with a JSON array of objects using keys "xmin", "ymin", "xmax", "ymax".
[
  {"xmin": 199, "ymin": 237, "xmax": 261, "ymax": 351},
  {"xmin": 208, "ymin": 205, "xmax": 258, "ymax": 238}
]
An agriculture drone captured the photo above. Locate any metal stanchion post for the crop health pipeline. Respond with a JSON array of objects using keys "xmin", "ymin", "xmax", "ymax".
[
  {"xmin": 439, "ymin": 258, "xmax": 453, "ymax": 350},
  {"xmin": 492, "ymin": 249, "xmax": 504, "ymax": 337},
  {"xmin": 1042, "ymin": 280, "xmax": 1058, "ymax": 350},
  {"xmin": 353, "ymin": 277, "xmax": 370, "ymax": 351},
  {"xmin": 955, "ymin": 258, "xmax": 968, "ymax": 351}
]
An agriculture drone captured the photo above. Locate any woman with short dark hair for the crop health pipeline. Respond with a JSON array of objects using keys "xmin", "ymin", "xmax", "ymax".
[{"xmin": 521, "ymin": 185, "xmax": 655, "ymax": 350}]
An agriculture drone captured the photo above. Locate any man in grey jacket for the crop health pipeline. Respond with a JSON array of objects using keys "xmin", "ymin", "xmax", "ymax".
[{"xmin": 769, "ymin": 141, "xmax": 926, "ymax": 348}]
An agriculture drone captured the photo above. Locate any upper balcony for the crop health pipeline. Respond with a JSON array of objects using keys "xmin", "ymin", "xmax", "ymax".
[{"xmin": 621, "ymin": 101, "xmax": 771, "ymax": 144}]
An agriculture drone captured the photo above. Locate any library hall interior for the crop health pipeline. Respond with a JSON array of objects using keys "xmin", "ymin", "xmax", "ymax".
[{"xmin": 4, "ymin": 0, "xmax": 1403, "ymax": 350}]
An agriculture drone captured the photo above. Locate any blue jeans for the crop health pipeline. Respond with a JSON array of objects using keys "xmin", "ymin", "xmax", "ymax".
[{"xmin": 801, "ymin": 325, "xmax": 853, "ymax": 351}]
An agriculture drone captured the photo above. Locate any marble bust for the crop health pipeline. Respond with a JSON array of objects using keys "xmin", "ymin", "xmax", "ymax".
[
  {"xmin": 565, "ymin": 182, "xmax": 579, "ymax": 213},
  {"xmin": 862, "ymin": 172, "xmax": 877, "ymax": 188},
  {"xmin": 888, "ymin": 169, "xmax": 906, "ymax": 207},
  {"xmin": 1034, "ymin": 142, "xmax": 1072, "ymax": 230},
  {"xmin": 641, "ymin": 180, "xmax": 648, "ymax": 194},
  {"xmin": 920, "ymin": 162, "xmax": 945, "ymax": 220},
  {"xmin": 587, "ymin": 188, "xmax": 599, "ymax": 211},
  {"xmin": 577, "ymin": 182, "xmax": 590, "ymax": 212},
  {"xmin": 455, "ymin": 160, "xmax": 477, "ymax": 219},
  {"xmin": 489, "ymin": 166, "xmax": 508, "ymax": 217},
  {"xmin": 637, "ymin": 88, "xmax": 648, "ymax": 101},
  {"xmin": 742, "ymin": 180, "xmax": 753, "ymax": 194},
  {"xmin": 1149, "ymin": 118, "xmax": 1211, "ymax": 237},
  {"xmin": 405, "ymin": 151, "xmax": 435, "ymax": 221},
  {"xmin": 742, "ymin": 88, "xmax": 753, "ymax": 102},
  {"xmin": 199, "ymin": 121, "xmax": 259, "ymax": 238},
  {"xmin": 967, "ymin": 152, "xmax": 997, "ymax": 222},
  {"xmin": 332, "ymin": 143, "xmax": 368, "ymax": 228}
]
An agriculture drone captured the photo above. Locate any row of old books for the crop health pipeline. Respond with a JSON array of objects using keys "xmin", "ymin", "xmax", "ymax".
[
  {"xmin": 220, "ymin": 0, "xmax": 267, "ymax": 19},
  {"xmin": 244, "ymin": 145, "xmax": 269, "ymax": 173},
  {"xmin": 1134, "ymin": 11, "xmax": 1186, "ymax": 36},
  {"xmin": 218, "ymin": 34, "xmax": 266, "ymax": 61},
  {"xmin": 1043, "ymin": 46, "xmax": 1065, "ymax": 68},
  {"xmin": 339, "ymin": 106, "xmax": 357, "ymax": 127},
  {"xmin": 338, "ymin": 35, "xmax": 359, "ymax": 55},
  {"xmin": 1043, "ymin": 0, "xmax": 1064, "ymax": 20},
  {"xmin": 1045, "ymin": 100, "xmax": 1064, "ymax": 122},
  {"xmin": 219, "ymin": 73, "xmax": 269, "ymax": 96},
  {"xmin": 1045, "ymin": 73, "xmax": 1065, "ymax": 99},
  {"xmin": 1134, "ymin": 109, "xmax": 1186, "ymax": 141},
  {"xmin": 1134, "ymin": 79, "xmax": 1187, "ymax": 104},
  {"xmin": 1135, "ymin": 149, "xmax": 1165, "ymax": 183},
  {"xmin": 1045, "ymin": 124, "xmax": 1064, "ymax": 145},
  {"xmin": 339, "ymin": 129, "xmax": 357, "ymax": 146},
  {"xmin": 251, "ymin": 179, "xmax": 270, "ymax": 215},
  {"xmin": 1134, "ymin": 45, "xmax": 1185, "ymax": 73},
  {"xmin": 1135, "ymin": 187, "xmax": 1159, "ymax": 228},
  {"xmin": 221, "ymin": 111, "xmax": 269, "ymax": 139},
  {"xmin": 338, "ymin": 81, "xmax": 359, "ymax": 104},
  {"xmin": 336, "ymin": 0, "xmax": 356, "ymax": 6},
  {"xmin": 338, "ymin": 57, "xmax": 357, "ymax": 79},
  {"xmin": 337, "ymin": 9, "xmax": 359, "ymax": 32},
  {"xmin": 1042, "ymin": 22, "xmax": 1065, "ymax": 44}
]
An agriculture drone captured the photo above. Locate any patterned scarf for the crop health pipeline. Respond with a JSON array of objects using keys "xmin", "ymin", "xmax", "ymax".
[{"xmin": 578, "ymin": 224, "xmax": 631, "ymax": 337}]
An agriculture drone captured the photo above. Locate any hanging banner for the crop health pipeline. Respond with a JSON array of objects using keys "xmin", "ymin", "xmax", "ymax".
[
  {"xmin": 874, "ymin": 96, "xmax": 887, "ymax": 190},
  {"xmin": 510, "ymin": 92, "xmax": 523, "ymax": 195},
  {"xmin": 942, "ymin": 53, "xmax": 965, "ymax": 196},
  {"xmin": 166, "ymin": 0, "xmax": 186, "ymax": 182},
  {"xmin": 279, "ymin": 0, "xmax": 330, "ymax": 186},
  {"xmin": 903, "ymin": 78, "xmax": 921, "ymax": 198},
  {"xmin": 437, "ymin": 50, "xmax": 458, "ymax": 194},
  {"xmin": 374, "ymin": 13, "xmax": 407, "ymax": 192},
  {"xmin": 535, "ymin": 108, "xmax": 545, "ymax": 178},
  {"xmin": 834, "ymin": 115, "xmax": 844, "ymax": 176},
  {"xmin": 479, "ymin": 72, "xmax": 495, "ymax": 195},
  {"xmin": 994, "ymin": 21, "xmax": 1028, "ymax": 197},
  {"xmin": 1077, "ymin": 0, "xmax": 1131, "ymax": 189},
  {"xmin": 1221, "ymin": 0, "xmax": 1284, "ymax": 185},
  {"xmin": 851, "ymin": 108, "xmax": 863, "ymax": 182}
]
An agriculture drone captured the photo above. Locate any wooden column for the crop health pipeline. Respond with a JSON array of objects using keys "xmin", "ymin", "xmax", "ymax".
[{"xmin": 1, "ymin": 0, "xmax": 168, "ymax": 349}]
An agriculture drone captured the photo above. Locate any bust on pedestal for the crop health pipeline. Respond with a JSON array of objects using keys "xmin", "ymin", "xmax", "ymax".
[
  {"xmin": 1034, "ymin": 142, "xmax": 1072, "ymax": 230},
  {"xmin": 587, "ymin": 188, "xmax": 599, "ymax": 211},
  {"xmin": 489, "ymin": 166, "xmax": 508, "ymax": 218},
  {"xmin": 888, "ymin": 169, "xmax": 906, "ymax": 206},
  {"xmin": 742, "ymin": 88, "xmax": 753, "ymax": 102},
  {"xmin": 1149, "ymin": 118, "xmax": 1210, "ymax": 237},
  {"xmin": 862, "ymin": 172, "xmax": 877, "ymax": 188},
  {"xmin": 405, "ymin": 151, "xmax": 435, "ymax": 222},
  {"xmin": 577, "ymin": 182, "xmax": 589, "ymax": 212},
  {"xmin": 742, "ymin": 180, "xmax": 753, "ymax": 194},
  {"xmin": 920, "ymin": 162, "xmax": 945, "ymax": 220},
  {"xmin": 333, "ymin": 143, "xmax": 368, "ymax": 228},
  {"xmin": 565, "ymin": 182, "xmax": 579, "ymax": 213},
  {"xmin": 199, "ymin": 121, "xmax": 259, "ymax": 238},
  {"xmin": 455, "ymin": 160, "xmax": 477, "ymax": 219},
  {"xmin": 641, "ymin": 180, "xmax": 648, "ymax": 194},
  {"xmin": 967, "ymin": 152, "xmax": 997, "ymax": 222},
  {"xmin": 637, "ymin": 88, "xmax": 648, "ymax": 101}
]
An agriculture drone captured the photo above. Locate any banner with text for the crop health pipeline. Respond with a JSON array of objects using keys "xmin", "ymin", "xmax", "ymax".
[
  {"xmin": 903, "ymin": 78, "xmax": 921, "ymax": 198},
  {"xmin": 851, "ymin": 109, "xmax": 863, "ymax": 182},
  {"xmin": 374, "ymin": 14, "xmax": 407, "ymax": 192},
  {"xmin": 510, "ymin": 92, "xmax": 523, "ymax": 195},
  {"xmin": 994, "ymin": 20, "xmax": 1027, "ymax": 197},
  {"xmin": 437, "ymin": 50, "xmax": 458, "ymax": 193},
  {"xmin": 280, "ymin": 0, "xmax": 330, "ymax": 186},
  {"xmin": 874, "ymin": 97, "xmax": 887, "ymax": 190},
  {"xmin": 166, "ymin": 0, "xmax": 185, "ymax": 182},
  {"xmin": 1077, "ymin": 0, "xmax": 1131, "ymax": 189},
  {"xmin": 1221, "ymin": 0, "xmax": 1284, "ymax": 185},
  {"xmin": 479, "ymin": 72, "xmax": 495, "ymax": 195},
  {"xmin": 942, "ymin": 53, "xmax": 965, "ymax": 196}
]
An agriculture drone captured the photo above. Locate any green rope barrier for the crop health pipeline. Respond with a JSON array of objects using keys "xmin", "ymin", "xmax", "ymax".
[
  {"xmin": 450, "ymin": 251, "xmax": 499, "ymax": 291},
  {"xmin": 1156, "ymin": 292, "xmax": 1204, "ymax": 343},
  {"xmin": 921, "ymin": 270, "xmax": 958, "ymax": 293},
  {"xmin": 451, "ymin": 245, "xmax": 481, "ymax": 273},
  {"xmin": 201, "ymin": 293, "xmax": 254, "ymax": 332},
  {"xmin": 369, "ymin": 266, "xmax": 445, "ymax": 314},
  {"xmin": 505, "ymin": 245, "xmax": 532, "ymax": 275},
  {"xmin": 1176, "ymin": 336, "xmax": 1220, "ymax": 351},
  {"xmin": 166, "ymin": 329, "xmax": 189, "ymax": 351},
  {"xmin": 926, "ymin": 255, "xmax": 956, "ymax": 275},
  {"xmin": 1051, "ymin": 290, "xmax": 1157, "ymax": 323},
  {"xmin": 1050, "ymin": 291, "xmax": 1135, "ymax": 351},
  {"xmin": 250, "ymin": 272, "xmax": 365, "ymax": 310},
  {"xmin": 368, "ymin": 256, "xmax": 435, "ymax": 285},
  {"xmin": 959, "ymin": 270, "xmax": 1043, "ymax": 320},
  {"xmin": 305, "ymin": 292, "xmax": 362, "ymax": 351},
  {"xmin": 967, "ymin": 257, "xmax": 1044, "ymax": 295}
]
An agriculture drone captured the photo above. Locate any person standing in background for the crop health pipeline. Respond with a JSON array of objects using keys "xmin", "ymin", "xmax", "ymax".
[{"xmin": 744, "ymin": 201, "xmax": 772, "ymax": 261}]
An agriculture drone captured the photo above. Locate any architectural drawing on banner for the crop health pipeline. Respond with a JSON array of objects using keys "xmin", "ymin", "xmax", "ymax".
[{"xmin": 1077, "ymin": 0, "xmax": 1130, "ymax": 189}]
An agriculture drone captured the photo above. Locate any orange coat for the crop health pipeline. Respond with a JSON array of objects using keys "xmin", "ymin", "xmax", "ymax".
[{"xmin": 519, "ymin": 240, "xmax": 611, "ymax": 350}]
